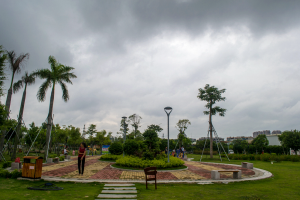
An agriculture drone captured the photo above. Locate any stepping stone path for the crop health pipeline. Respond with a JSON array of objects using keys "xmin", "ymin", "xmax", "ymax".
[{"xmin": 96, "ymin": 184, "xmax": 137, "ymax": 200}]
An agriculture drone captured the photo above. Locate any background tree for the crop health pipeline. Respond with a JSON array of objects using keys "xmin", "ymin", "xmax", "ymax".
[
  {"xmin": 94, "ymin": 130, "xmax": 111, "ymax": 154},
  {"xmin": 175, "ymin": 119, "xmax": 191, "ymax": 146},
  {"xmin": 252, "ymin": 134, "xmax": 269, "ymax": 153},
  {"xmin": 279, "ymin": 130, "xmax": 300, "ymax": 155},
  {"xmin": 147, "ymin": 124, "xmax": 163, "ymax": 133},
  {"xmin": 34, "ymin": 55, "xmax": 77, "ymax": 160},
  {"xmin": 0, "ymin": 45, "xmax": 7, "ymax": 98},
  {"xmin": 128, "ymin": 114, "xmax": 142, "ymax": 138},
  {"xmin": 143, "ymin": 129, "xmax": 159, "ymax": 151},
  {"xmin": 11, "ymin": 72, "xmax": 36, "ymax": 160},
  {"xmin": 0, "ymin": 46, "xmax": 7, "ymax": 161},
  {"xmin": 232, "ymin": 139, "xmax": 248, "ymax": 154},
  {"xmin": 197, "ymin": 84, "xmax": 226, "ymax": 158}
]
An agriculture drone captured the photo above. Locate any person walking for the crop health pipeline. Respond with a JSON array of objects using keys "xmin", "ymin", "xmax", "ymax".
[
  {"xmin": 182, "ymin": 146, "xmax": 185, "ymax": 158},
  {"xmin": 64, "ymin": 146, "xmax": 69, "ymax": 156},
  {"xmin": 176, "ymin": 148, "xmax": 180, "ymax": 158},
  {"xmin": 87, "ymin": 146, "xmax": 90, "ymax": 155},
  {"xmin": 165, "ymin": 147, "xmax": 168, "ymax": 155},
  {"xmin": 78, "ymin": 142, "xmax": 87, "ymax": 175}
]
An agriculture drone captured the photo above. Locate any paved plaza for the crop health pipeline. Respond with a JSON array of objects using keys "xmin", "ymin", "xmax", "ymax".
[{"xmin": 41, "ymin": 156, "xmax": 265, "ymax": 182}]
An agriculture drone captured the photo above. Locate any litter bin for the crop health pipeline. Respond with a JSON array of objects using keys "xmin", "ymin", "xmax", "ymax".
[{"xmin": 22, "ymin": 156, "xmax": 43, "ymax": 179}]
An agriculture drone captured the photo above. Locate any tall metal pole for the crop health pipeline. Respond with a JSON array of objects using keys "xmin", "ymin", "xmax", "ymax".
[
  {"xmin": 167, "ymin": 113, "xmax": 170, "ymax": 163},
  {"xmin": 164, "ymin": 107, "xmax": 172, "ymax": 163}
]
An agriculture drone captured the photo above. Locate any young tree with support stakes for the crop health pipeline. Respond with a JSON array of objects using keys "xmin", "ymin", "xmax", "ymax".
[
  {"xmin": 197, "ymin": 84, "xmax": 226, "ymax": 158},
  {"xmin": 11, "ymin": 71, "xmax": 36, "ymax": 160},
  {"xmin": 34, "ymin": 55, "xmax": 77, "ymax": 160}
]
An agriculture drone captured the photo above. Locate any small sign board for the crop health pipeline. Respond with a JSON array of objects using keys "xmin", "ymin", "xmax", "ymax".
[
  {"xmin": 102, "ymin": 145, "xmax": 110, "ymax": 154},
  {"xmin": 29, "ymin": 166, "xmax": 34, "ymax": 170}
]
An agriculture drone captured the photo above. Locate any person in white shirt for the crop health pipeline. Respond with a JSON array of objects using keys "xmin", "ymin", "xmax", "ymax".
[
  {"xmin": 182, "ymin": 146, "xmax": 185, "ymax": 158},
  {"xmin": 64, "ymin": 146, "xmax": 69, "ymax": 156}
]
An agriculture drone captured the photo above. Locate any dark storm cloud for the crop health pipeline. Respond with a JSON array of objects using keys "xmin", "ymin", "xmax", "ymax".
[{"xmin": 1, "ymin": 0, "xmax": 300, "ymax": 139}]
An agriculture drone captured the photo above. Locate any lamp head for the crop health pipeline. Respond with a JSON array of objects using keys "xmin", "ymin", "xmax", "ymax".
[
  {"xmin": 122, "ymin": 116, "xmax": 127, "ymax": 120},
  {"xmin": 164, "ymin": 106, "xmax": 173, "ymax": 114}
]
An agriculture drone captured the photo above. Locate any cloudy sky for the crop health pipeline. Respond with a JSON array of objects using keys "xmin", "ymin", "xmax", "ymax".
[{"xmin": 1, "ymin": 0, "xmax": 300, "ymax": 140}]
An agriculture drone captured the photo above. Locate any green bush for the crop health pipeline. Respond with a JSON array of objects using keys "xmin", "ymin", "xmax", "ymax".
[
  {"xmin": 116, "ymin": 156, "xmax": 184, "ymax": 169},
  {"xmin": 248, "ymin": 154, "xmax": 255, "ymax": 160},
  {"xmin": 11, "ymin": 169, "xmax": 22, "ymax": 179},
  {"xmin": 0, "ymin": 169, "xmax": 12, "ymax": 178},
  {"xmin": 291, "ymin": 156, "xmax": 300, "ymax": 162},
  {"xmin": 261, "ymin": 153, "xmax": 271, "ymax": 162},
  {"xmin": 193, "ymin": 150, "xmax": 218, "ymax": 155},
  {"xmin": 49, "ymin": 154, "xmax": 59, "ymax": 158},
  {"xmin": 255, "ymin": 155, "xmax": 261, "ymax": 160},
  {"xmin": 155, "ymin": 152, "xmax": 167, "ymax": 160},
  {"xmin": 2, "ymin": 161, "xmax": 12, "ymax": 169},
  {"xmin": 142, "ymin": 151, "xmax": 155, "ymax": 160},
  {"xmin": 109, "ymin": 142, "xmax": 123, "ymax": 155},
  {"xmin": 100, "ymin": 154, "xmax": 122, "ymax": 161},
  {"xmin": 59, "ymin": 156, "xmax": 65, "ymax": 161},
  {"xmin": 124, "ymin": 139, "xmax": 140, "ymax": 156}
]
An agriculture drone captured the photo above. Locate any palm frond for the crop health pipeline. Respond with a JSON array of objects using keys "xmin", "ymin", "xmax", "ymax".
[
  {"xmin": 6, "ymin": 51, "xmax": 16, "ymax": 72},
  {"xmin": 59, "ymin": 81, "xmax": 69, "ymax": 102},
  {"xmin": 25, "ymin": 71, "xmax": 36, "ymax": 85},
  {"xmin": 48, "ymin": 56, "xmax": 58, "ymax": 72},
  {"xmin": 37, "ymin": 80, "xmax": 52, "ymax": 102},
  {"xmin": 33, "ymin": 69, "xmax": 52, "ymax": 79},
  {"xmin": 14, "ymin": 53, "xmax": 29, "ymax": 74},
  {"xmin": 13, "ymin": 80, "xmax": 23, "ymax": 93}
]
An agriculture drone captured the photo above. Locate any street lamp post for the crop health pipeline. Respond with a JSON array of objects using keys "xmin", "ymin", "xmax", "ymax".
[
  {"xmin": 164, "ymin": 107, "xmax": 173, "ymax": 163},
  {"xmin": 122, "ymin": 116, "xmax": 127, "ymax": 157}
]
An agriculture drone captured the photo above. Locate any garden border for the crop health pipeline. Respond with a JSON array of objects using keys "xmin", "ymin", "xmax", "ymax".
[{"xmin": 110, "ymin": 164, "xmax": 189, "ymax": 172}]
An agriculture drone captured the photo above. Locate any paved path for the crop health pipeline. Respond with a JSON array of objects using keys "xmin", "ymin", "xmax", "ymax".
[{"xmin": 41, "ymin": 156, "xmax": 258, "ymax": 181}]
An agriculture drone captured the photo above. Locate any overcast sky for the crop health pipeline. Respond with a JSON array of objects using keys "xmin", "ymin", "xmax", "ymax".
[{"xmin": 1, "ymin": 0, "xmax": 300, "ymax": 140}]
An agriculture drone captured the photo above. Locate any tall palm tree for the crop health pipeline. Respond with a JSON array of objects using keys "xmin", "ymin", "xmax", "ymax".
[
  {"xmin": 11, "ymin": 72, "xmax": 36, "ymax": 160},
  {"xmin": 0, "ymin": 51, "xmax": 29, "ymax": 160},
  {"xmin": 5, "ymin": 51, "xmax": 29, "ymax": 114},
  {"xmin": 34, "ymin": 55, "xmax": 77, "ymax": 160}
]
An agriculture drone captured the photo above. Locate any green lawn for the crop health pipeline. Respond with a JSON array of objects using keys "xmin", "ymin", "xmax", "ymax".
[{"xmin": 0, "ymin": 157, "xmax": 300, "ymax": 199}]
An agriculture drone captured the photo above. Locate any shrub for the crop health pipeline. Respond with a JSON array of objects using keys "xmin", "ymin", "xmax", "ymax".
[
  {"xmin": 11, "ymin": 169, "xmax": 22, "ymax": 179},
  {"xmin": 155, "ymin": 152, "xmax": 167, "ymax": 160},
  {"xmin": 0, "ymin": 169, "xmax": 12, "ymax": 178},
  {"xmin": 291, "ymin": 156, "xmax": 300, "ymax": 162},
  {"xmin": 228, "ymin": 154, "xmax": 234, "ymax": 160},
  {"xmin": 100, "ymin": 154, "xmax": 122, "ymax": 161},
  {"xmin": 142, "ymin": 151, "xmax": 155, "ymax": 160},
  {"xmin": 109, "ymin": 142, "xmax": 123, "ymax": 155},
  {"xmin": 241, "ymin": 154, "xmax": 248, "ymax": 160},
  {"xmin": 124, "ymin": 140, "xmax": 140, "ymax": 156},
  {"xmin": 59, "ymin": 156, "xmax": 64, "ymax": 161},
  {"xmin": 255, "ymin": 155, "xmax": 261, "ymax": 160},
  {"xmin": 261, "ymin": 153, "xmax": 271, "ymax": 162},
  {"xmin": 248, "ymin": 154, "xmax": 255, "ymax": 160},
  {"xmin": 2, "ymin": 161, "xmax": 12, "ymax": 169},
  {"xmin": 116, "ymin": 156, "xmax": 184, "ymax": 169}
]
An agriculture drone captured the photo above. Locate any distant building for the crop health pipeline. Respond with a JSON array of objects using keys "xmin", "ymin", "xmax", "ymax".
[
  {"xmin": 226, "ymin": 136, "xmax": 253, "ymax": 142},
  {"xmin": 253, "ymin": 130, "xmax": 271, "ymax": 138},
  {"xmin": 198, "ymin": 137, "xmax": 224, "ymax": 142},
  {"xmin": 189, "ymin": 138, "xmax": 197, "ymax": 142},
  {"xmin": 266, "ymin": 135, "xmax": 281, "ymax": 146},
  {"xmin": 272, "ymin": 130, "xmax": 282, "ymax": 135}
]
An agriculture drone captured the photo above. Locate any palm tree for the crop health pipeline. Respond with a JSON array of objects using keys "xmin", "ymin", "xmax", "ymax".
[
  {"xmin": 0, "ymin": 51, "xmax": 29, "ymax": 160},
  {"xmin": 34, "ymin": 55, "xmax": 77, "ymax": 160},
  {"xmin": 11, "ymin": 72, "xmax": 36, "ymax": 160},
  {"xmin": 5, "ymin": 51, "xmax": 29, "ymax": 114}
]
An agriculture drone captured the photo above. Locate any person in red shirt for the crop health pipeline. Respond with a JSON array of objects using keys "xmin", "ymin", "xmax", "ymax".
[{"xmin": 78, "ymin": 142, "xmax": 87, "ymax": 175}]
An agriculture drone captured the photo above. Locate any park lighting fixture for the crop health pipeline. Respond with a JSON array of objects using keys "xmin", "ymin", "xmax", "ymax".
[{"xmin": 164, "ymin": 107, "xmax": 173, "ymax": 163}]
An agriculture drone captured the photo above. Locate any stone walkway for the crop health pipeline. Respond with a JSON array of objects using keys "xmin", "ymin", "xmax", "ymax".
[{"xmin": 40, "ymin": 156, "xmax": 266, "ymax": 182}]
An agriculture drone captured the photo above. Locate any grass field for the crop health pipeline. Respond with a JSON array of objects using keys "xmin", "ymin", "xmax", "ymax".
[{"xmin": 0, "ymin": 155, "xmax": 300, "ymax": 199}]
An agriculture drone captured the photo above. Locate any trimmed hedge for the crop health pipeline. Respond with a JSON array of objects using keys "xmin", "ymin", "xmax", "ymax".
[
  {"xmin": 100, "ymin": 154, "xmax": 122, "ymax": 161},
  {"xmin": 0, "ymin": 169, "xmax": 22, "ymax": 179},
  {"xmin": 116, "ymin": 156, "xmax": 184, "ymax": 169},
  {"xmin": 59, "ymin": 156, "xmax": 65, "ymax": 161},
  {"xmin": 2, "ymin": 161, "xmax": 12, "ymax": 168}
]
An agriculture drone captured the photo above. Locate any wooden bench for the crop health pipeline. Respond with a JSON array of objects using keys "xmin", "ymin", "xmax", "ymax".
[
  {"xmin": 211, "ymin": 170, "xmax": 241, "ymax": 180},
  {"xmin": 241, "ymin": 162, "xmax": 253, "ymax": 169},
  {"xmin": 144, "ymin": 167, "xmax": 157, "ymax": 189}
]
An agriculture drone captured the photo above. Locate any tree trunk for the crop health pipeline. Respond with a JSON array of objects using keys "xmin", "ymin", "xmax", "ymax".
[
  {"xmin": 209, "ymin": 105, "xmax": 213, "ymax": 159},
  {"xmin": 44, "ymin": 85, "xmax": 55, "ymax": 160},
  {"xmin": 12, "ymin": 85, "xmax": 27, "ymax": 161}
]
